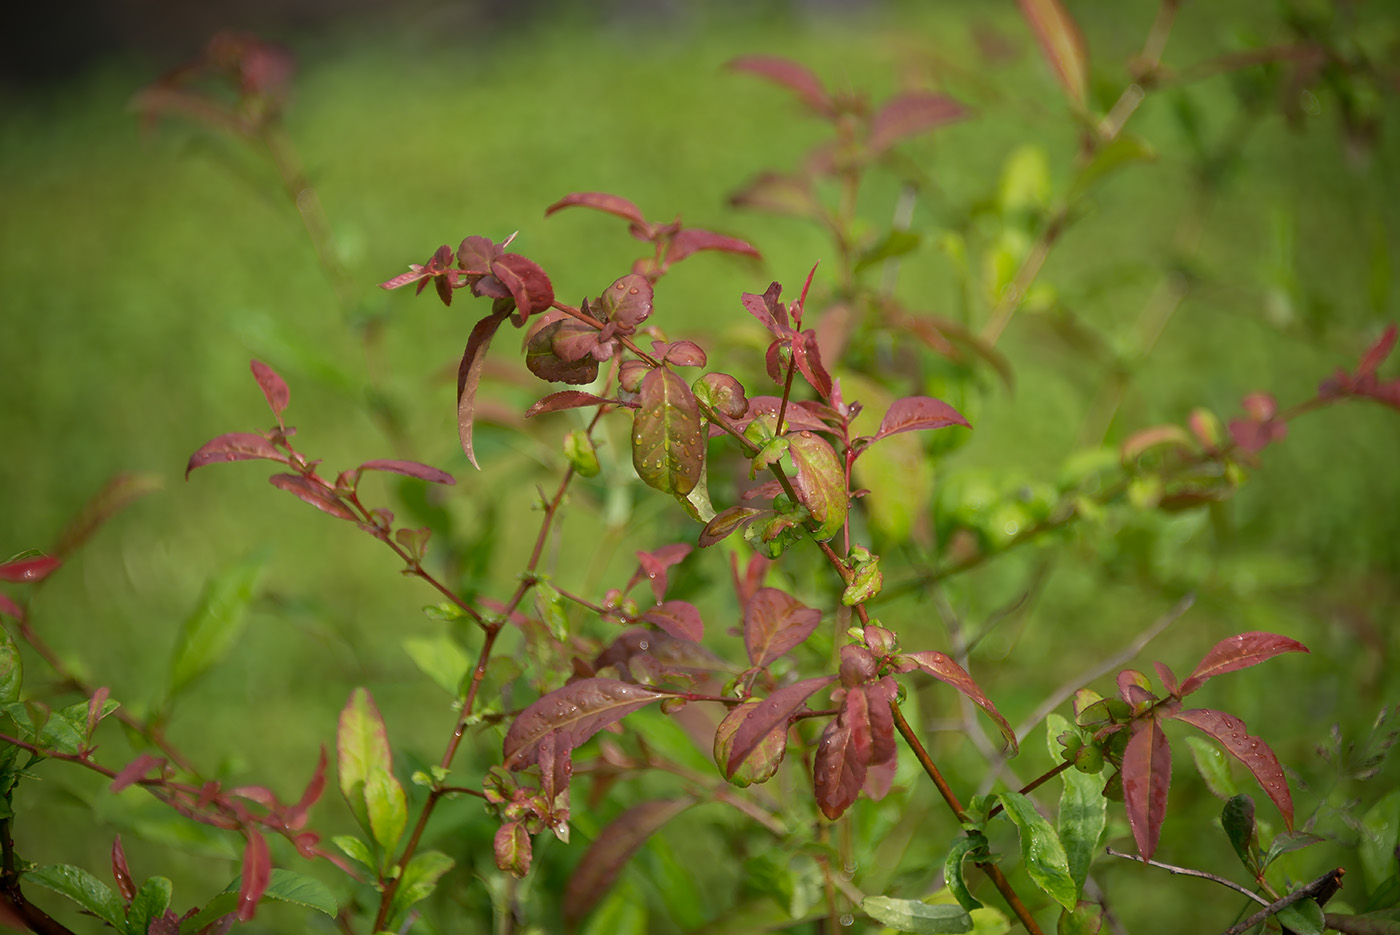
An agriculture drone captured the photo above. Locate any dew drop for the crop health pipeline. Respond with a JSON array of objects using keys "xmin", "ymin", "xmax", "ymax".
[
  {"xmin": 638, "ymin": 640, "xmax": 649, "ymax": 651},
  {"xmin": 1003, "ymin": 521, "xmax": 1020, "ymax": 536},
  {"xmin": 839, "ymin": 914, "xmax": 854, "ymax": 927}
]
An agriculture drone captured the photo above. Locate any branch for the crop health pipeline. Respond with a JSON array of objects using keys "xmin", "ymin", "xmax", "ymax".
[
  {"xmin": 1104, "ymin": 846, "xmax": 1268, "ymax": 905},
  {"xmin": 1219, "ymin": 868, "xmax": 1345, "ymax": 935}
]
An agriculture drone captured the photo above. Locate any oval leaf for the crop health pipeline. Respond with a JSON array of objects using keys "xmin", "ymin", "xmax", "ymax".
[
  {"xmin": 786, "ymin": 431, "xmax": 846, "ymax": 541},
  {"xmin": 861, "ymin": 895, "xmax": 972, "ymax": 934},
  {"xmin": 997, "ymin": 791, "xmax": 1077, "ymax": 911},
  {"xmin": 666, "ymin": 228, "xmax": 761, "ymax": 265},
  {"xmin": 895, "ymin": 651, "xmax": 1017, "ymax": 753},
  {"xmin": 599, "ymin": 274, "xmax": 654, "ymax": 327},
  {"xmin": 0, "ymin": 555, "xmax": 61, "ymax": 583},
  {"xmin": 1179, "ymin": 632, "xmax": 1309, "ymax": 696},
  {"xmin": 872, "ymin": 397, "xmax": 970, "ymax": 442},
  {"xmin": 640, "ymin": 600, "xmax": 704, "ymax": 642},
  {"xmin": 491, "ymin": 253, "xmax": 555, "ymax": 318},
  {"xmin": 545, "ymin": 192, "xmax": 648, "ymax": 227},
  {"xmin": 868, "ymin": 92, "xmax": 968, "ymax": 156},
  {"xmin": 268, "ymin": 474, "xmax": 357, "ymax": 521},
  {"xmin": 632, "ymin": 368, "xmax": 705, "ymax": 496},
  {"xmin": 503, "ymin": 678, "xmax": 663, "ymax": 770},
  {"xmin": 1172, "ymin": 708, "xmax": 1293, "ymax": 829},
  {"xmin": 458, "ymin": 310, "xmax": 511, "ymax": 469},
  {"xmin": 744, "ymin": 587, "xmax": 822, "ymax": 668},
  {"xmin": 250, "ymin": 360, "xmax": 289, "ymax": 421},
  {"xmin": 726, "ymin": 676, "xmax": 834, "ymax": 776},
  {"xmin": 1121, "ymin": 716, "xmax": 1172, "ymax": 861},
  {"xmin": 186, "ymin": 432, "xmax": 288, "ymax": 478},
  {"xmin": 714, "ymin": 702, "xmax": 787, "ymax": 786},
  {"xmin": 562, "ymin": 798, "xmax": 694, "ymax": 926},
  {"xmin": 337, "ymin": 687, "xmax": 393, "ymax": 835}
]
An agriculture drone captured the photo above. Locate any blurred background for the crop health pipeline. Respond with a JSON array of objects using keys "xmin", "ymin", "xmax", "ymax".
[{"xmin": 2, "ymin": 1, "xmax": 1398, "ymax": 932}]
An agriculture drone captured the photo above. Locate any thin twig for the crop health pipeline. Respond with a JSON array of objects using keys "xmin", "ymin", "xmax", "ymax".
[
  {"xmin": 1219, "ymin": 868, "xmax": 1345, "ymax": 935},
  {"xmin": 1104, "ymin": 847, "xmax": 1269, "ymax": 905}
]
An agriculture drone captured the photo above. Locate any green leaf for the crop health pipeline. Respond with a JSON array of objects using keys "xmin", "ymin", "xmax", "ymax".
[
  {"xmin": 996, "ymin": 792, "xmax": 1077, "ymax": 911},
  {"xmin": 1222, "ymin": 794, "xmax": 1260, "ymax": 876},
  {"xmin": 0, "ymin": 625, "xmax": 21, "ymax": 703},
  {"xmin": 365, "ymin": 764, "xmax": 408, "ymax": 855},
  {"xmin": 581, "ymin": 879, "xmax": 649, "ymax": 935},
  {"xmin": 944, "ymin": 835, "xmax": 987, "ymax": 911},
  {"xmin": 385, "ymin": 851, "xmax": 454, "ymax": 932},
  {"xmin": 786, "ymin": 431, "xmax": 847, "ymax": 541},
  {"xmin": 632, "ymin": 367, "xmax": 704, "ymax": 496},
  {"xmin": 402, "ymin": 634, "xmax": 471, "ymax": 697},
  {"xmin": 1047, "ymin": 714, "xmax": 1106, "ymax": 898},
  {"xmin": 1056, "ymin": 901, "xmax": 1105, "ymax": 935},
  {"xmin": 26, "ymin": 864, "xmax": 127, "ymax": 929},
  {"xmin": 1263, "ymin": 830, "xmax": 1324, "ymax": 870},
  {"xmin": 1070, "ymin": 135, "xmax": 1156, "ymax": 199},
  {"xmin": 1185, "ymin": 735, "xmax": 1239, "ymax": 799},
  {"xmin": 259, "ymin": 869, "xmax": 338, "ymax": 917},
  {"xmin": 1361, "ymin": 788, "xmax": 1400, "ymax": 892},
  {"xmin": 1275, "ymin": 897, "xmax": 1326, "ymax": 935},
  {"xmin": 127, "ymin": 876, "xmax": 173, "ymax": 935},
  {"xmin": 338, "ymin": 687, "xmax": 393, "ymax": 836},
  {"xmin": 332, "ymin": 835, "xmax": 375, "ymax": 870},
  {"xmin": 168, "ymin": 553, "xmax": 267, "ymax": 697},
  {"xmin": 534, "ymin": 580, "xmax": 570, "ymax": 642},
  {"xmin": 862, "ymin": 895, "xmax": 973, "ymax": 933},
  {"xmin": 564, "ymin": 429, "xmax": 602, "ymax": 477},
  {"xmin": 854, "ymin": 229, "xmax": 922, "ymax": 275}
]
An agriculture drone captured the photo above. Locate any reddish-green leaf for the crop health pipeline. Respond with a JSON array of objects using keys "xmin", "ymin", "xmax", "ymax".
[
  {"xmin": 1018, "ymin": 0, "xmax": 1090, "ymax": 109},
  {"xmin": 1172, "ymin": 708, "xmax": 1293, "ymax": 829},
  {"xmin": 545, "ymin": 192, "xmax": 649, "ymax": 228},
  {"xmin": 456, "ymin": 235, "xmax": 501, "ymax": 274},
  {"xmin": 867, "ymin": 92, "xmax": 968, "ymax": 156},
  {"xmin": 787, "ymin": 431, "xmax": 846, "ymax": 541},
  {"xmin": 525, "ymin": 391, "xmax": 612, "ymax": 417},
  {"xmin": 693, "ymin": 372, "xmax": 748, "ymax": 420},
  {"xmin": 249, "ymin": 360, "xmax": 289, "ymax": 423},
  {"xmin": 490, "ymin": 254, "xmax": 554, "ymax": 320},
  {"xmin": 237, "ymin": 830, "xmax": 270, "ymax": 922},
  {"xmin": 698, "ymin": 506, "xmax": 763, "ymax": 547},
  {"xmin": 729, "ymin": 55, "xmax": 834, "ymax": 117},
  {"xmin": 0, "ymin": 555, "xmax": 62, "ymax": 583},
  {"xmin": 871, "ymin": 396, "xmax": 970, "ymax": 442},
  {"xmin": 1179, "ymin": 632, "xmax": 1310, "ymax": 696},
  {"xmin": 792, "ymin": 331, "xmax": 832, "ymax": 399},
  {"xmin": 632, "ymin": 368, "xmax": 705, "ymax": 496},
  {"xmin": 355, "ymin": 460, "xmax": 455, "ymax": 486},
  {"xmin": 502, "ymin": 678, "xmax": 663, "ymax": 770},
  {"xmin": 598, "ymin": 273, "xmax": 654, "ymax": 327},
  {"xmin": 111, "ymin": 836, "xmax": 135, "ymax": 904},
  {"xmin": 743, "ymin": 587, "xmax": 822, "ymax": 668},
  {"xmin": 640, "ymin": 600, "xmax": 704, "ymax": 642},
  {"xmin": 562, "ymin": 798, "xmax": 694, "ymax": 926},
  {"xmin": 494, "ymin": 822, "xmax": 531, "ymax": 879},
  {"xmin": 457, "ymin": 310, "xmax": 510, "ymax": 469},
  {"xmin": 666, "ymin": 228, "xmax": 761, "ymax": 265},
  {"xmin": 814, "ymin": 707, "xmax": 864, "ymax": 820},
  {"xmin": 714, "ymin": 702, "xmax": 786, "ymax": 785},
  {"xmin": 337, "ymin": 688, "xmax": 393, "ymax": 836},
  {"xmin": 1121, "ymin": 716, "xmax": 1172, "ymax": 860},
  {"xmin": 895, "ymin": 651, "xmax": 1018, "ymax": 753},
  {"xmin": 186, "ymin": 432, "xmax": 289, "ymax": 478},
  {"xmin": 726, "ymin": 676, "xmax": 834, "ymax": 776},
  {"xmin": 268, "ymin": 475, "xmax": 356, "ymax": 521}
]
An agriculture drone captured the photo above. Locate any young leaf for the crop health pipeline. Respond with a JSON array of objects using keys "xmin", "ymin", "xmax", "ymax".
[
  {"xmin": 385, "ymin": 851, "xmax": 453, "ymax": 932},
  {"xmin": 110, "ymin": 836, "xmax": 136, "ymax": 905},
  {"xmin": 943, "ymin": 835, "xmax": 987, "ymax": 912},
  {"xmin": 526, "ymin": 390, "xmax": 612, "ymax": 417},
  {"xmin": 726, "ymin": 676, "xmax": 834, "ymax": 776},
  {"xmin": 491, "ymin": 254, "xmax": 555, "ymax": 321},
  {"xmin": 640, "ymin": 600, "xmax": 704, "ymax": 642},
  {"xmin": 249, "ymin": 360, "xmax": 289, "ymax": 423},
  {"xmin": 743, "ymin": 587, "xmax": 822, "ymax": 668},
  {"xmin": 713, "ymin": 702, "xmax": 787, "ymax": 786},
  {"xmin": 666, "ymin": 228, "xmax": 761, "ymax": 265},
  {"xmin": 1178, "ymin": 632, "xmax": 1309, "ymax": 696},
  {"xmin": 728, "ymin": 55, "xmax": 834, "ymax": 117},
  {"xmin": 268, "ymin": 474, "xmax": 357, "ymax": 521},
  {"xmin": 494, "ymin": 822, "xmax": 531, "ymax": 879},
  {"xmin": 894, "ymin": 651, "xmax": 1017, "ymax": 753},
  {"xmin": 168, "ymin": 553, "xmax": 266, "ymax": 697},
  {"xmin": 997, "ymin": 791, "xmax": 1077, "ymax": 911},
  {"xmin": 127, "ymin": 876, "xmax": 173, "ymax": 935},
  {"xmin": 502, "ymin": 678, "xmax": 663, "ymax": 770},
  {"xmin": 545, "ymin": 191, "xmax": 649, "ymax": 228},
  {"xmin": 698, "ymin": 506, "xmax": 763, "ymax": 547},
  {"xmin": 354, "ymin": 460, "xmax": 455, "ymax": 486},
  {"xmin": 25, "ymin": 864, "xmax": 127, "ymax": 929},
  {"xmin": 365, "ymin": 764, "xmax": 408, "ymax": 855},
  {"xmin": 1121, "ymin": 716, "xmax": 1172, "ymax": 861},
  {"xmin": 786, "ymin": 431, "xmax": 846, "ymax": 541},
  {"xmin": 337, "ymin": 687, "xmax": 393, "ymax": 836},
  {"xmin": 1017, "ymin": 0, "xmax": 1090, "ymax": 109},
  {"xmin": 0, "ymin": 626, "xmax": 21, "ymax": 704},
  {"xmin": 861, "ymin": 895, "xmax": 972, "ymax": 934},
  {"xmin": 1046, "ymin": 714, "xmax": 1106, "ymax": 898},
  {"xmin": 457, "ymin": 310, "xmax": 511, "ymax": 469},
  {"xmin": 867, "ymin": 92, "xmax": 967, "ymax": 156},
  {"xmin": 1171, "ymin": 708, "xmax": 1294, "ymax": 828},
  {"xmin": 871, "ymin": 397, "xmax": 970, "ymax": 443},
  {"xmin": 631, "ymin": 367, "xmax": 705, "ymax": 496},
  {"xmin": 1221, "ymin": 794, "xmax": 1259, "ymax": 875},
  {"xmin": 237, "ymin": 830, "xmax": 270, "ymax": 922},
  {"xmin": 562, "ymin": 798, "xmax": 695, "ymax": 927},
  {"xmin": 185, "ymin": 432, "xmax": 288, "ymax": 478}
]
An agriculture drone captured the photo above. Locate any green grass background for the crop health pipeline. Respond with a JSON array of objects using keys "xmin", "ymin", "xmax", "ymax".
[{"xmin": 2, "ymin": 1, "xmax": 1398, "ymax": 932}]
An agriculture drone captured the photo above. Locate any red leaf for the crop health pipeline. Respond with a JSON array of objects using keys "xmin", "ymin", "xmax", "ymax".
[
  {"xmin": 185, "ymin": 432, "xmax": 289, "ymax": 478},
  {"xmin": 249, "ymin": 360, "xmax": 289, "ymax": 423},
  {"xmin": 598, "ymin": 274, "xmax": 655, "ymax": 327},
  {"xmin": 502, "ymin": 678, "xmax": 663, "ymax": 770},
  {"xmin": 698, "ymin": 506, "xmax": 764, "ymax": 547},
  {"xmin": 640, "ymin": 600, "xmax": 704, "ymax": 642},
  {"xmin": 562, "ymin": 798, "xmax": 694, "ymax": 926},
  {"xmin": 1121, "ymin": 716, "xmax": 1172, "ymax": 861},
  {"xmin": 895, "ymin": 651, "xmax": 1018, "ymax": 753},
  {"xmin": 1018, "ymin": 0, "xmax": 1090, "ymax": 109},
  {"xmin": 1172, "ymin": 708, "xmax": 1294, "ymax": 829},
  {"xmin": 666, "ymin": 228, "xmax": 761, "ymax": 265},
  {"xmin": 236, "ymin": 829, "xmax": 271, "ymax": 922},
  {"xmin": 111, "ymin": 835, "xmax": 136, "ymax": 904},
  {"xmin": 0, "ymin": 594, "xmax": 20, "ymax": 621},
  {"xmin": 868, "ymin": 92, "xmax": 968, "ymax": 156},
  {"xmin": 0, "ymin": 555, "xmax": 62, "ymax": 583},
  {"xmin": 268, "ymin": 474, "xmax": 357, "ymax": 521},
  {"xmin": 525, "ymin": 390, "xmax": 613, "ymax": 417},
  {"xmin": 726, "ymin": 676, "xmax": 834, "ymax": 776},
  {"xmin": 740, "ymin": 282, "xmax": 791, "ymax": 336},
  {"xmin": 1359, "ymin": 324, "xmax": 1397, "ymax": 376},
  {"xmin": 792, "ymin": 331, "xmax": 833, "ymax": 400},
  {"xmin": 457, "ymin": 310, "xmax": 511, "ymax": 469},
  {"xmin": 491, "ymin": 254, "xmax": 555, "ymax": 320},
  {"xmin": 814, "ymin": 711, "xmax": 864, "ymax": 820},
  {"xmin": 285, "ymin": 747, "xmax": 327, "ymax": 831},
  {"xmin": 494, "ymin": 821, "xmax": 532, "ymax": 879},
  {"xmin": 729, "ymin": 55, "xmax": 834, "ymax": 116},
  {"xmin": 633, "ymin": 544, "xmax": 692, "ymax": 603},
  {"xmin": 871, "ymin": 397, "xmax": 970, "ymax": 442},
  {"xmin": 743, "ymin": 587, "xmax": 822, "ymax": 668},
  {"xmin": 546, "ymin": 191, "xmax": 649, "ymax": 228},
  {"xmin": 1179, "ymin": 632, "xmax": 1310, "ymax": 696},
  {"xmin": 354, "ymin": 459, "xmax": 455, "ymax": 486},
  {"xmin": 110, "ymin": 753, "xmax": 165, "ymax": 793},
  {"xmin": 714, "ymin": 701, "xmax": 788, "ymax": 785}
]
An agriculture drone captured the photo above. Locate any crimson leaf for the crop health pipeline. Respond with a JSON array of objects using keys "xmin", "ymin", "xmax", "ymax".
[
  {"xmin": 249, "ymin": 360, "xmax": 289, "ymax": 423},
  {"xmin": 867, "ymin": 92, "xmax": 968, "ymax": 156},
  {"xmin": 457, "ymin": 310, "xmax": 511, "ymax": 469},
  {"xmin": 1178, "ymin": 632, "xmax": 1309, "ymax": 696},
  {"xmin": 726, "ymin": 676, "xmax": 834, "ymax": 776},
  {"xmin": 186, "ymin": 433, "xmax": 288, "ymax": 478},
  {"xmin": 894, "ymin": 651, "xmax": 1018, "ymax": 753},
  {"xmin": 268, "ymin": 475, "xmax": 356, "ymax": 521},
  {"xmin": 1122, "ymin": 716, "xmax": 1172, "ymax": 861},
  {"xmin": 640, "ymin": 601, "xmax": 704, "ymax": 642},
  {"xmin": 743, "ymin": 587, "xmax": 822, "ymax": 668},
  {"xmin": 1171, "ymin": 708, "xmax": 1294, "ymax": 829},
  {"xmin": 502, "ymin": 678, "xmax": 663, "ymax": 770},
  {"xmin": 545, "ymin": 192, "xmax": 649, "ymax": 228}
]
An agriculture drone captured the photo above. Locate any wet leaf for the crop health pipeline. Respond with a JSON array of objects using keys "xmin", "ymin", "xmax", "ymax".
[
  {"xmin": 698, "ymin": 506, "xmax": 764, "ymax": 547},
  {"xmin": 249, "ymin": 359, "xmax": 289, "ymax": 422},
  {"xmin": 871, "ymin": 397, "xmax": 970, "ymax": 442},
  {"xmin": 494, "ymin": 822, "xmax": 531, "ymax": 878},
  {"xmin": 338, "ymin": 687, "xmax": 393, "ymax": 836},
  {"xmin": 268, "ymin": 474, "xmax": 357, "ymax": 521},
  {"xmin": 632, "ymin": 368, "xmax": 705, "ymax": 496},
  {"xmin": 894, "ymin": 652, "xmax": 1017, "ymax": 753},
  {"xmin": 997, "ymin": 791, "xmax": 1077, "ymax": 911},
  {"xmin": 861, "ymin": 895, "xmax": 972, "ymax": 934},
  {"xmin": 490, "ymin": 254, "xmax": 554, "ymax": 320},
  {"xmin": 726, "ymin": 676, "xmax": 834, "ymax": 776},
  {"xmin": 787, "ymin": 431, "xmax": 846, "ymax": 541},
  {"xmin": 714, "ymin": 702, "xmax": 786, "ymax": 786},
  {"xmin": 728, "ymin": 55, "xmax": 834, "ymax": 116},
  {"xmin": 237, "ymin": 830, "xmax": 270, "ymax": 921},
  {"xmin": 598, "ymin": 274, "xmax": 654, "ymax": 327},
  {"xmin": 1178, "ymin": 632, "xmax": 1309, "ymax": 695},
  {"xmin": 546, "ymin": 191, "xmax": 649, "ymax": 228},
  {"xmin": 26, "ymin": 864, "xmax": 126, "ymax": 929},
  {"xmin": 354, "ymin": 459, "xmax": 455, "ymax": 486},
  {"xmin": 640, "ymin": 600, "xmax": 704, "ymax": 642},
  {"xmin": 562, "ymin": 798, "xmax": 694, "ymax": 926},
  {"xmin": 743, "ymin": 587, "xmax": 822, "ymax": 668},
  {"xmin": 185, "ymin": 432, "xmax": 289, "ymax": 478},
  {"xmin": 1172, "ymin": 708, "xmax": 1293, "ymax": 829},
  {"xmin": 1121, "ymin": 716, "xmax": 1172, "ymax": 861},
  {"xmin": 169, "ymin": 553, "xmax": 266, "ymax": 697},
  {"xmin": 943, "ymin": 835, "xmax": 987, "ymax": 912},
  {"xmin": 457, "ymin": 310, "xmax": 511, "ymax": 468},
  {"xmin": 868, "ymin": 92, "xmax": 967, "ymax": 156},
  {"xmin": 502, "ymin": 678, "xmax": 663, "ymax": 770},
  {"xmin": 1018, "ymin": 0, "xmax": 1089, "ymax": 109}
]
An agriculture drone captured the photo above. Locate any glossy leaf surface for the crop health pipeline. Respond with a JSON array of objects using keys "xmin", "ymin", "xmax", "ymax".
[
  {"xmin": 632, "ymin": 367, "xmax": 704, "ymax": 496},
  {"xmin": 503, "ymin": 678, "xmax": 663, "ymax": 770},
  {"xmin": 1172, "ymin": 708, "xmax": 1293, "ymax": 828},
  {"xmin": 1178, "ymin": 632, "xmax": 1309, "ymax": 695},
  {"xmin": 895, "ymin": 651, "xmax": 1017, "ymax": 753},
  {"xmin": 743, "ymin": 587, "xmax": 821, "ymax": 668},
  {"xmin": 1121, "ymin": 716, "xmax": 1172, "ymax": 860}
]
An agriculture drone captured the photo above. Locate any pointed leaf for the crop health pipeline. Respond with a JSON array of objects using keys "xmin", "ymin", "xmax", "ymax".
[
  {"xmin": 786, "ymin": 431, "xmax": 846, "ymax": 541},
  {"xmin": 185, "ymin": 433, "xmax": 288, "ymax": 478},
  {"xmin": 632, "ymin": 367, "xmax": 705, "ymax": 496},
  {"xmin": 640, "ymin": 601, "xmax": 704, "ymax": 642},
  {"xmin": 1121, "ymin": 716, "xmax": 1172, "ymax": 860},
  {"xmin": 0, "ymin": 626, "xmax": 21, "ymax": 704},
  {"xmin": 714, "ymin": 702, "xmax": 787, "ymax": 786},
  {"xmin": 861, "ymin": 896, "xmax": 972, "ymax": 934},
  {"xmin": 666, "ymin": 228, "xmax": 761, "ymax": 265},
  {"xmin": 526, "ymin": 390, "xmax": 612, "ymax": 418},
  {"xmin": 944, "ymin": 835, "xmax": 987, "ymax": 912},
  {"xmin": 365, "ymin": 764, "xmax": 408, "ymax": 854},
  {"xmin": 546, "ymin": 192, "xmax": 648, "ymax": 227},
  {"xmin": 491, "ymin": 254, "xmax": 554, "ymax": 319},
  {"xmin": 562, "ymin": 798, "xmax": 695, "ymax": 926},
  {"xmin": 1179, "ymin": 632, "xmax": 1309, "ymax": 695},
  {"xmin": 1047, "ymin": 714, "xmax": 1106, "ymax": 898},
  {"xmin": 728, "ymin": 55, "xmax": 834, "ymax": 116},
  {"xmin": 726, "ymin": 676, "xmax": 834, "ymax": 776},
  {"xmin": 169, "ymin": 554, "xmax": 266, "ymax": 697},
  {"xmin": 457, "ymin": 310, "xmax": 511, "ymax": 468},
  {"xmin": 337, "ymin": 687, "xmax": 393, "ymax": 835},
  {"xmin": 1172, "ymin": 708, "xmax": 1293, "ymax": 828},
  {"xmin": 249, "ymin": 360, "xmax": 289, "ymax": 422},
  {"xmin": 743, "ymin": 587, "xmax": 822, "ymax": 668},
  {"xmin": 355, "ymin": 460, "xmax": 455, "ymax": 486},
  {"xmin": 236, "ymin": 830, "xmax": 270, "ymax": 922},
  {"xmin": 997, "ymin": 791, "xmax": 1077, "ymax": 911},
  {"xmin": 26, "ymin": 864, "xmax": 126, "ymax": 929},
  {"xmin": 895, "ymin": 651, "xmax": 1017, "ymax": 753},
  {"xmin": 503, "ymin": 678, "xmax": 663, "ymax": 770},
  {"xmin": 128, "ymin": 876, "xmax": 173, "ymax": 935},
  {"xmin": 385, "ymin": 851, "xmax": 453, "ymax": 931},
  {"xmin": 868, "ymin": 92, "xmax": 968, "ymax": 156},
  {"xmin": 1018, "ymin": 0, "xmax": 1090, "ymax": 109},
  {"xmin": 872, "ymin": 397, "xmax": 970, "ymax": 442},
  {"xmin": 268, "ymin": 474, "xmax": 357, "ymax": 521}
]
